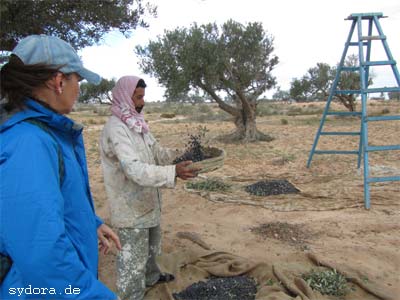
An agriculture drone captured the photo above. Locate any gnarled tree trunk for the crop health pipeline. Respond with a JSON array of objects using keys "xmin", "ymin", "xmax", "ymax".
[
  {"xmin": 201, "ymin": 84, "xmax": 273, "ymax": 143},
  {"xmin": 229, "ymin": 109, "xmax": 273, "ymax": 142}
]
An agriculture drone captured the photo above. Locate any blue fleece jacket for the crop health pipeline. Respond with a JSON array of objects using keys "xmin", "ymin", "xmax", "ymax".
[{"xmin": 0, "ymin": 100, "xmax": 116, "ymax": 299}]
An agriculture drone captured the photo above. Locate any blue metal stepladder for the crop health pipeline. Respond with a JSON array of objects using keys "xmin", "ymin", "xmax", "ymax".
[{"xmin": 307, "ymin": 12, "xmax": 400, "ymax": 209}]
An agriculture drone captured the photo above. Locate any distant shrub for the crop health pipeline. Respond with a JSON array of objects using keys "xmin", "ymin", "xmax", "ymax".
[
  {"xmin": 287, "ymin": 106, "xmax": 304, "ymax": 116},
  {"xmin": 173, "ymin": 105, "xmax": 196, "ymax": 116},
  {"xmin": 86, "ymin": 118, "xmax": 98, "ymax": 125},
  {"xmin": 281, "ymin": 118, "xmax": 289, "ymax": 125},
  {"xmin": 257, "ymin": 105, "xmax": 279, "ymax": 116},
  {"xmin": 160, "ymin": 113, "xmax": 176, "ymax": 118},
  {"xmin": 198, "ymin": 104, "xmax": 213, "ymax": 114},
  {"xmin": 73, "ymin": 104, "xmax": 93, "ymax": 112},
  {"xmin": 93, "ymin": 106, "xmax": 111, "ymax": 116}
]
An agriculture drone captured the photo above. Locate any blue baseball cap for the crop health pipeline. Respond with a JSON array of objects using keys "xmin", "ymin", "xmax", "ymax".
[{"xmin": 12, "ymin": 34, "xmax": 101, "ymax": 84}]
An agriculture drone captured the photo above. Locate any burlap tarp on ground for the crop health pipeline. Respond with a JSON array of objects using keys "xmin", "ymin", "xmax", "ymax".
[
  {"xmin": 184, "ymin": 172, "xmax": 399, "ymax": 211},
  {"xmin": 144, "ymin": 244, "xmax": 396, "ymax": 300}
]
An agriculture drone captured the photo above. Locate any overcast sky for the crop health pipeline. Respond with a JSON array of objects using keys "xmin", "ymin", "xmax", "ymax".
[{"xmin": 80, "ymin": 0, "xmax": 400, "ymax": 101}]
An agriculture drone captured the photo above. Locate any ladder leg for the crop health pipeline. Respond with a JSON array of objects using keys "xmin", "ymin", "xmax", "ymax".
[
  {"xmin": 361, "ymin": 94, "xmax": 370, "ymax": 209},
  {"xmin": 373, "ymin": 16, "xmax": 400, "ymax": 86},
  {"xmin": 307, "ymin": 97, "xmax": 331, "ymax": 168},
  {"xmin": 307, "ymin": 20, "xmax": 356, "ymax": 168},
  {"xmin": 357, "ymin": 121, "xmax": 363, "ymax": 168},
  {"xmin": 357, "ymin": 19, "xmax": 372, "ymax": 169},
  {"xmin": 357, "ymin": 17, "xmax": 371, "ymax": 209}
]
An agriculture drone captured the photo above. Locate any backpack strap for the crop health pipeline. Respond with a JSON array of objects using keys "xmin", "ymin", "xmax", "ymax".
[{"xmin": 24, "ymin": 119, "xmax": 65, "ymax": 185}]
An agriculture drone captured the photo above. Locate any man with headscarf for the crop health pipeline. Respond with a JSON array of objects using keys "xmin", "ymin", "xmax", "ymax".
[{"xmin": 100, "ymin": 75, "xmax": 199, "ymax": 300}]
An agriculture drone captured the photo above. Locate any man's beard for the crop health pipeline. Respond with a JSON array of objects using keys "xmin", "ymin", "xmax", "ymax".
[{"xmin": 135, "ymin": 106, "xmax": 144, "ymax": 113}]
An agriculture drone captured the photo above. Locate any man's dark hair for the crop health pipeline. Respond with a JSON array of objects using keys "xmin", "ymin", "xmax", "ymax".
[
  {"xmin": 0, "ymin": 55, "xmax": 61, "ymax": 111},
  {"xmin": 136, "ymin": 78, "xmax": 147, "ymax": 89}
]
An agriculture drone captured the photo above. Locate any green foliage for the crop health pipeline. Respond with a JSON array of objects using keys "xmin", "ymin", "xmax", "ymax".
[
  {"xmin": 381, "ymin": 108, "xmax": 390, "ymax": 114},
  {"xmin": 79, "ymin": 78, "xmax": 115, "ymax": 103},
  {"xmin": 302, "ymin": 269, "xmax": 351, "ymax": 296},
  {"xmin": 388, "ymin": 91, "xmax": 400, "ymax": 100},
  {"xmin": 280, "ymin": 118, "xmax": 288, "ymax": 125},
  {"xmin": 186, "ymin": 178, "xmax": 232, "ymax": 192},
  {"xmin": 289, "ymin": 78, "xmax": 312, "ymax": 101},
  {"xmin": 272, "ymin": 87, "xmax": 290, "ymax": 101},
  {"xmin": 160, "ymin": 113, "xmax": 176, "ymax": 118},
  {"xmin": 136, "ymin": 19, "xmax": 279, "ymax": 141},
  {"xmin": 289, "ymin": 63, "xmax": 334, "ymax": 101},
  {"xmin": 0, "ymin": 0, "xmax": 157, "ymax": 51},
  {"xmin": 265, "ymin": 278, "xmax": 274, "ymax": 286},
  {"xmin": 136, "ymin": 20, "xmax": 278, "ymax": 101},
  {"xmin": 289, "ymin": 55, "xmax": 374, "ymax": 111},
  {"xmin": 334, "ymin": 54, "xmax": 373, "ymax": 111}
]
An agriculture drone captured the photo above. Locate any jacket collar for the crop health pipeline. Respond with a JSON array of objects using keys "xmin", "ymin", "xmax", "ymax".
[{"xmin": 0, "ymin": 99, "xmax": 83, "ymax": 136}]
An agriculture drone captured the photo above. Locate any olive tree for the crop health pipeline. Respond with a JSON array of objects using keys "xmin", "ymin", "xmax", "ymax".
[
  {"xmin": 0, "ymin": 0, "xmax": 156, "ymax": 51},
  {"xmin": 136, "ymin": 20, "xmax": 279, "ymax": 142},
  {"xmin": 335, "ymin": 54, "xmax": 373, "ymax": 111},
  {"xmin": 289, "ymin": 55, "xmax": 373, "ymax": 111},
  {"xmin": 289, "ymin": 63, "xmax": 334, "ymax": 102},
  {"xmin": 79, "ymin": 78, "xmax": 116, "ymax": 104}
]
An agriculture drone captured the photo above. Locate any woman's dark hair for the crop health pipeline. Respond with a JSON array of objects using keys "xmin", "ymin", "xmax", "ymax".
[
  {"xmin": 136, "ymin": 78, "xmax": 147, "ymax": 89},
  {"xmin": 0, "ymin": 55, "xmax": 61, "ymax": 111}
]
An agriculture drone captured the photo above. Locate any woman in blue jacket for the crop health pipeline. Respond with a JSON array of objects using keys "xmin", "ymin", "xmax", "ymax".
[{"xmin": 0, "ymin": 35, "xmax": 121, "ymax": 299}]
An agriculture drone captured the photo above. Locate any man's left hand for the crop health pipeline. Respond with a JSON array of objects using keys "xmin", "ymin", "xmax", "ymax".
[{"xmin": 97, "ymin": 223, "xmax": 122, "ymax": 255}]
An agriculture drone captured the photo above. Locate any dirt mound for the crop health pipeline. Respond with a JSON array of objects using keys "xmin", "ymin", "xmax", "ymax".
[{"xmin": 250, "ymin": 221, "xmax": 311, "ymax": 248}]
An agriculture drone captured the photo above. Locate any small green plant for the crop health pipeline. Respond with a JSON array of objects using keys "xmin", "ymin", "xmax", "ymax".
[
  {"xmin": 280, "ymin": 118, "xmax": 289, "ymax": 125},
  {"xmin": 265, "ymin": 278, "xmax": 274, "ymax": 286},
  {"xmin": 186, "ymin": 178, "xmax": 231, "ymax": 192},
  {"xmin": 360, "ymin": 275, "xmax": 369, "ymax": 283},
  {"xmin": 302, "ymin": 269, "xmax": 350, "ymax": 297},
  {"xmin": 86, "ymin": 118, "xmax": 98, "ymax": 125}
]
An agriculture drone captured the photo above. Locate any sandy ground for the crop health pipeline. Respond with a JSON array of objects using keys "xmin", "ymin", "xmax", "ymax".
[{"xmin": 72, "ymin": 101, "xmax": 400, "ymax": 297}]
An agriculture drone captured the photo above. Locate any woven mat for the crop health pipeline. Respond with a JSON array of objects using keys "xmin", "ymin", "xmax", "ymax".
[
  {"xmin": 184, "ymin": 173, "xmax": 399, "ymax": 211},
  {"xmin": 145, "ymin": 244, "xmax": 397, "ymax": 300}
]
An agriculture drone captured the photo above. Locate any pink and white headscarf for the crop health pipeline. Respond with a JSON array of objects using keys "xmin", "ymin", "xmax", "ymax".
[{"xmin": 111, "ymin": 75, "xmax": 149, "ymax": 134}]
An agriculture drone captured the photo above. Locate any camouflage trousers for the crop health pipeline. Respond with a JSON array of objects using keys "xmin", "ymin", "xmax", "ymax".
[{"xmin": 116, "ymin": 226, "xmax": 162, "ymax": 300}]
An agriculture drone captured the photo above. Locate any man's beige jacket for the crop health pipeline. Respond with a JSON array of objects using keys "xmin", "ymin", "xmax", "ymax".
[{"xmin": 100, "ymin": 116, "xmax": 180, "ymax": 228}]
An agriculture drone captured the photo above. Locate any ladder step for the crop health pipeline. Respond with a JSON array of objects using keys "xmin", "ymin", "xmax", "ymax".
[
  {"xmin": 326, "ymin": 111, "xmax": 362, "ymax": 116},
  {"xmin": 363, "ymin": 60, "xmax": 396, "ymax": 66},
  {"xmin": 321, "ymin": 131, "xmax": 360, "ymax": 136},
  {"xmin": 335, "ymin": 87, "xmax": 400, "ymax": 94},
  {"xmin": 335, "ymin": 90, "xmax": 361, "ymax": 94},
  {"xmin": 361, "ymin": 35, "xmax": 386, "ymax": 41},
  {"xmin": 367, "ymin": 87, "xmax": 400, "ymax": 93},
  {"xmin": 349, "ymin": 42, "xmax": 368, "ymax": 46},
  {"xmin": 366, "ymin": 145, "xmax": 400, "ymax": 152},
  {"xmin": 341, "ymin": 66, "xmax": 359, "ymax": 71},
  {"xmin": 314, "ymin": 150, "xmax": 359, "ymax": 155},
  {"xmin": 367, "ymin": 115, "xmax": 400, "ymax": 122},
  {"xmin": 347, "ymin": 13, "xmax": 384, "ymax": 20},
  {"xmin": 367, "ymin": 176, "xmax": 400, "ymax": 183}
]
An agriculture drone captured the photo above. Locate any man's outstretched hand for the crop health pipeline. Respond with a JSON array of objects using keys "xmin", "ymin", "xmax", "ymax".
[{"xmin": 175, "ymin": 161, "xmax": 201, "ymax": 180}]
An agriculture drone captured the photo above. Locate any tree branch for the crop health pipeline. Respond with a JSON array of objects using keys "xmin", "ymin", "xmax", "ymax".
[{"xmin": 198, "ymin": 82, "xmax": 240, "ymax": 117}]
